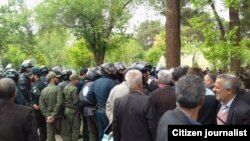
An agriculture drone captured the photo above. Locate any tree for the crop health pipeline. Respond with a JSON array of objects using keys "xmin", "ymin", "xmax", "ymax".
[
  {"xmin": 3, "ymin": 45, "xmax": 25, "ymax": 68},
  {"xmin": 35, "ymin": 29, "xmax": 70, "ymax": 68},
  {"xmin": 166, "ymin": 0, "xmax": 181, "ymax": 68},
  {"xmin": 35, "ymin": 0, "xmax": 134, "ymax": 65},
  {"xmin": 136, "ymin": 20, "xmax": 163, "ymax": 50},
  {"xmin": 67, "ymin": 39, "xmax": 94, "ymax": 69},
  {"xmin": 105, "ymin": 37, "xmax": 144, "ymax": 65},
  {"xmin": 228, "ymin": 0, "xmax": 241, "ymax": 73},
  {"xmin": 144, "ymin": 31, "xmax": 165, "ymax": 65}
]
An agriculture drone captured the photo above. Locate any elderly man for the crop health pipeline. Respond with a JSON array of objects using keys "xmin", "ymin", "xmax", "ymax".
[
  {"xmin": 0, "ymin": 78, "xmax": 39, "ymax": 141},
  {"xmin": 156, "ymin": 75, "xmax": 206, "ymax": 141},
  {"xmin": 213, "ymin": 74, "xmax": 250, "ymax": 125},
  {"xmin": 113, "ymin": 69, "xmax": 157, "ymax": 141},
  {"xmin": 150, "ymin": 69, "xmax": 176, "ymax": 120}
]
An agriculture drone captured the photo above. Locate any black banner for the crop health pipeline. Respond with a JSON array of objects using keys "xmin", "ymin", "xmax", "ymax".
[{"xmin": 168, "ymin": 125, "xmax": 250, "ymax": 141}]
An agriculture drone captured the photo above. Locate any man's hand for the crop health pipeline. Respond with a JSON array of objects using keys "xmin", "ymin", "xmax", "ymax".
[
  {"xmin": 33, "ymin": 104, "xmax": 40, "ymax": 110},
  {"xmin": 46, "ymin": 116, "xmax": 55, "ymax": 124}
]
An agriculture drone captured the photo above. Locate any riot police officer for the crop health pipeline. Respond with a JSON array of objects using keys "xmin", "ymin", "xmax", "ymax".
[
  {"xmin": 114, "ymin": 62, "xmax": 126, "ymax": 84},
  {"xmin": 79, "ymin": 68, "xmax": 101, "ymax": 141},
  {"xmin": 30, "ymin": 67, "xmax": 47, "ymax": 141},
  {"xmin": 18, "ymin": 73, "xmax": 32, "ymax": 105},
  {"xmin": 86, "ymin": 62, "xmax": 117, "ymax": 141},
  {"xmin": 58, "ymin": 70, "xmax": 72, "ymax": 90},
  {"xmin": 131, "ymin": 61, "xmax": 153, "ymax": 94},
  {"xmin": 40, "ymin": 65, "xmax": 49, "ymax": 84},
  {"xmin": 4, "ymin": 69, "xmax": 25, "ymax": 105}
]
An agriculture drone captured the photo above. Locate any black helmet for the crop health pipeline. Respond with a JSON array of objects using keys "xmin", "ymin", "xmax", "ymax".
[
  {"xmin": 52, "ymin": 66, "xmax": 62, "ymax": 76},
  {"xmin": 4, "ymin": 69, "xmax": 19, "ymax": 82},
  {"xmin": 131, "ymin": 62, "xmax": 152, "ymax": 73},
  {"xmin": 26, "ymin": 62, "xmax": 33, "ymax": 68},
  {"xmin": 86, "ymin": 68, "xmax": 102, "ymax": 81},
  {"xmin": 61, "ymin": 70, "xmax": 72, "ymax": 81},
  {"xmin": 40, "ymin": 66, "xmax": 49, "ymax": 75},
  {"xmin": 100, "ymin": 62, "xmax": 116, "ymax": 76},
  {"xmin": 114, "ymin": 62, "xmax": 126, "ymax": 72}
]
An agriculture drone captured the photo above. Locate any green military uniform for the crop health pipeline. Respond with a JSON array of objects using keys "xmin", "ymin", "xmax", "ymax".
[
  {"xmin": 61, "ymin": 83, "xmax": 80, "ymax": 141},
  {"xmin": 39, "ymin": 83, "xmax": 63, "ymax": 141}
]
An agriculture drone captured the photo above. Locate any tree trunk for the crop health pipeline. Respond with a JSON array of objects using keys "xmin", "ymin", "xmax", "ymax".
[
  {"xmin": 166, "ymin": 0, "xmax": 181, "ymax": 69},
  {"xmin": 209, "ymin": 0, "xmax": 225, "ymax": 41},
  {"xmin": 229, "ymin": 6, "xmax": 241, "ymax": 74},
  {"xmin": 93, "ymin": 51, "xmax": 105, "ymax": 66}
]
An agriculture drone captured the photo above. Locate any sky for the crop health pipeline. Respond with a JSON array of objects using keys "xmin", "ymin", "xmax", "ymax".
[{"xmin": 0, "ymin": 0, "xmax": 229, "ymax": 32}]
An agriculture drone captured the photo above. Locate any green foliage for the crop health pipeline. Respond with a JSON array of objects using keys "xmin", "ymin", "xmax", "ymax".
[
  {"xmin": 67, "ymin": 39, "xmax": 94, "ymax": 69},
  {"xmin": 105, "ymin": 38, "xmax": 144, "ymax": 65},
  {"xmin": 35, "ymin": 29, "xmax": 70, "ymax": 68},
  {"xmin": 136, "ymin": 20, "xmax": 163, "ymax": 50},
  {"xmin": 35, "ymin": 0, "xmax": 135, "ymax": 65},
  {"xmin": 144, "ymin": 31, "xmax": 165, "ymax": 65},
  {"xmin": 4, "ymin": 46, "xmax": 25, "ymax": 68}
]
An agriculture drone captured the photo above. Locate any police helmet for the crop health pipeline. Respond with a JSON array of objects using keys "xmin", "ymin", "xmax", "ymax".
[
  {"xmin": 100, "ymin": 62, "xmax": 116, "ymax": 76},
  {"xmin": 40, "ymin": 66, "xmax": 49, "ymax": 75},
  {"xmin": 61, "ymin": 70, "xmax": 72, "ymax": 81},
  {"xmin": 4, "ymin": 69, "xmax": 19, "ymax": 82},
  {"xmin": 131, "ymin": 62, "xmax": 153, "ymax": 73},
  {"xmin": 86, "ymin": 68, "xmax": 102, "ymax": 81},
  {"xmin": 114, "ymin": 62, "xmax": 126, "ymax": 72},
  {"xmin": 52, "ymin": 66, "xmax": 62, "ymax": 76}
]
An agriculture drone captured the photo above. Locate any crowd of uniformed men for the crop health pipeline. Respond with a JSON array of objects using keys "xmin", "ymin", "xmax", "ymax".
[{"xmin": 0, "ymin": 61, "xmax": 250, "ymax": 141}]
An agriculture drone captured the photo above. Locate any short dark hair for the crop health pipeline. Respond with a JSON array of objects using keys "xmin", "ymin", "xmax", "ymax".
[
  {"xmin": 0, "ymin": 78, "xmax": 16, "ymax": 100},
  {"xmin": 176, "ymin": 75, "xmax": 205, "ymax": 109},
  {"xmin": 80, "ymin": 68, "xmax": 88, "ymax": 76}
]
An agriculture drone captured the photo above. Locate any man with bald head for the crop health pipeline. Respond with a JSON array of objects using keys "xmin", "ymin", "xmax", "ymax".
[{"xmin": 0, "ymin": 78, "xmax": 39, "ymax": 141}]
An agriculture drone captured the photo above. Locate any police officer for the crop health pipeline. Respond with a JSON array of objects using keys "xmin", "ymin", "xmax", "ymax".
[
  {"xmin": 4, "ymin": 69, "xmax": 25, "ymax": 105},
  {"xmin": 86, "ymin": 62, "xmax": 117, "ymax": 140},
  {"xmin": 40, "ymin": 66, "xmax": 49, "ymax": 84},
  {"xmin": 58, "ymin": 70, "xmax": 72, "ymax": 90},
  {"xmin": 18, "ymin": 73, "xmax": 32, "ymax": 105},
  {"xmin": 79, "ymin": 68, "xmax": 101, "ymax": 141},
  {"xmin": 61, "ymin": 74, "xmax": 81, "ymax": 141},
  {"xmin": 39, "ymin": 72, "xmax": 63, "ymax": 141},
  {"xmin": 30, "ymin": 67, "xmax": 47, "ymax": 141},
  {"xmin": 131, "ymin": 61, "xmax": 153, "ymax": 94},
  {"xmin": 114, "ymin": 62, "xmax": 126, "ymax": 84}
]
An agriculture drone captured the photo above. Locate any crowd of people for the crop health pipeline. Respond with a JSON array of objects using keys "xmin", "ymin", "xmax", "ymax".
[{"xmin": 0, "ymin": 61, "xmax": 250, "ymax": 141}]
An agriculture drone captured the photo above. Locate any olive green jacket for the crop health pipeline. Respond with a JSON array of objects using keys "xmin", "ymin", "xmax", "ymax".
[
  {"xmin": 39, "ymin": 83, "xmax": 63, "ymax": 118},
  {"xmin": 63, "ymin": 83, "xmax": 78, "ymax": 111}
]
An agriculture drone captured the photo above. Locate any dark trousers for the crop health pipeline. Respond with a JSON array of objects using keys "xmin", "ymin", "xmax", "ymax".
[
  {"xmin": 96, "ymin": 108, "xmax": 109, "ymax": 141},
  {"xmin": 81, "ymin": 115, "xmax": 89, "ymax": 141},
  {"xmin": 35, "ymin": 110, "xmax": 47, "ymax": 141},
  {"xmin": 86, "ymin": 116, "xmax": 99, "ymax": 141}
]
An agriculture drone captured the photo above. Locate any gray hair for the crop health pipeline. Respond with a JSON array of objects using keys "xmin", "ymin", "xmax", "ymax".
[
  {"xmin": 176, "ymin": 75, "xmax": 206, "ymax": 109},
  {"xmin": 216, "ymin": 74, "xmax": 241, "ymax": 94},
  {"xmin": 157, "ymin": 69, "xmax": 172, "ymax": 85},
  {"xmin": 125, "ymin": 69, "xmax": 142, "ymax": 90},
  {"xmin": 0, "ymin": 78, "xmax": 16, "ymax": 100}
]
